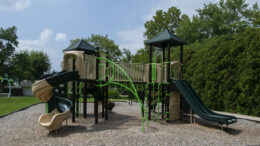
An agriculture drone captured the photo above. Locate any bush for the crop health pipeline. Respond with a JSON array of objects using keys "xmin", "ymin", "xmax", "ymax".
[
  {"xmin": 108, "ymin": 88, "xmax": 120, "ymax": 99},
  {"xmin": 182, "ymin": 28, "xmax": 260, "ymax": 116}
]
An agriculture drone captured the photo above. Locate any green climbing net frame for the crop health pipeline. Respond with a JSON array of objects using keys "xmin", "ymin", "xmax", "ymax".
[{"xmin": 96, "ymin": 57, "xmax": 149, "ymax": 131}]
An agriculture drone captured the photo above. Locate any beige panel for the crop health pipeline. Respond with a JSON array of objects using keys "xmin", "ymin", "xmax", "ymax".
[
  {"xmin": 32, "ymin": 80, "xmax": 53, "ymax": 102},
  {"xmin": 63, "ymin": 51, "xmax": 85, "ymax": 78},
  {"xmin": 169, "ymin": 92, "xmax": 180, "ymax": 121},
  {"xmin": 84, "ymin": 54, "xmax": 96, "ymax": 80}
]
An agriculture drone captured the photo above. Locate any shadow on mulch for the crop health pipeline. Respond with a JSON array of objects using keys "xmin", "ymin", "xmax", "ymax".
[
  {"xmin": 158, "ymin": 115, "xmax": 242, "ymax": 135},
  {"xmin": 193, "ymin": 117, "xmax": 242, "ymax": 135},
  {"xmin": 47, "ymin": 111, "xmax": 138, "ymax": 137},
  {"xmin": 87, "ymin": 111, "xmax": 138, "ymax": 132},
  {"xmin": 47, "ymin": 125, "xmax": 87, "ymax": 137}
]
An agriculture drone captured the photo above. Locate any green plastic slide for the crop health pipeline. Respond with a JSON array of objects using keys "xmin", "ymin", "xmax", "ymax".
[
  {"xmin": 180, "ymin": 80, "xmax": 237, "ymax": 122},
  {"xmin": 171, "ymin": 79, "xmax": 237, "ymax": 124}
]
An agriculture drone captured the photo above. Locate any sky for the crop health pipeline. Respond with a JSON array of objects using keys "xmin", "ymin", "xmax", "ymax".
[{"xmin": 0, "ymin": 0, "xmax": 259, "ymax": 71}]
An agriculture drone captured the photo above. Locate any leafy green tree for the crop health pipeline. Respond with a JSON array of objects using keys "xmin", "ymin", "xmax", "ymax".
[
  {"xmin": 0, "ymin": 26, "xmax": 18, "ymax": 76},
  {"xmin": 11, "ymin": 50, "xmax": 33, "ymax": 82},
  {"xmin": 121, "ymin": 48, "xmax": 132, "ymax": 63},
  {"xmin": 182, "ymin": 28, "xmax": 260, "ymax": 116},
  {"xmin": 144, "ymin": 0, "xmax": 259, "ymax": 44},
  {"xmin": 144, "ymin": 7, "xmax": 184, "ymax": 39},
  {"xmin": 71, "ymin": 34, "xmax": 122, "ymax": 61},
  {"xmin": 251, "ymin": 3, "xmax": 260, "ymax": 27},
  {"xmin": 11, "ymin": 50, "xmax": 51, "ymax": 82},
  {"xmin": 131, "ymin": 48, "xmax": 149, "ymax": 63},
  {"xmin": 30, "ymin": 50, "xmax": 51, "ymax": 80},
  {"xmin": 193, "ymin": 0, "xmax": 259, "ymax": 38}
]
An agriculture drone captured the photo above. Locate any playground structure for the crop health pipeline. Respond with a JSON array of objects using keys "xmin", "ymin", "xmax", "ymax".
[{"xmin": 32, "ymin": 29, "xmax": 237, "ymax": 131}]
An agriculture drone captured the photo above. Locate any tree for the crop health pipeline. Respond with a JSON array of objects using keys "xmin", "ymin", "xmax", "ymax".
[
  {"xmin": 144, "ymin": 0, "xmax": 260, "ymax": 44},
  {"xmin": 194, "ymin": 0, "xmax": 259, "ymax": 37},
  {"xmin": 131, "ymin": 48, "xmax": 149, "ymax": 63},
  {"xmin": 144, "ymin": 7, "xmax": 184, "ymax": 39},
  {"xmin": 30, "ymin": 50, "xmax": 51, "ymax": 80},
  {"xmin": 11, "ymin": 50, "xmax": 33, "ymax": 83},
  {"xmin": 71, "ymin": 34, "xmax": 122, "ymax": 61},
  {"xmin": 0, "ymin": 26, "xmax": 18, "ymax": 76},
  {"xmin": 11, "ymin": 50, "xmax": 51, "ymax": 82},
  {"xmin": 121, "ymin": 48, "xmax": 132, "ymax": 63}
]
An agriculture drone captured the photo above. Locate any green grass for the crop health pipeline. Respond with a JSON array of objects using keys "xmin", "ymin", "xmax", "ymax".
[
  {"xmin": 84, "ymin": 97, "xmax": 137, "ymax": 103},
  {"xmin": 0, "ymin": 96, "xmax": 137, "ymax": 116},
  {"xmin": 0, "ymin": 96, "xmax": 41, "ymax": 116}
]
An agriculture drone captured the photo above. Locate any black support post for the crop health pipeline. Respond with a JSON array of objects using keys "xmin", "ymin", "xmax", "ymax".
[
  {"xmin": 162, "ymin": 46, "xmax": 165, "ymax": 119},
  {"xmin": 95, "ymin": 47, "xmax": 100, "ymax": 124},
  {"xmin": 148, "ymin": 45, "xmax": 153, "ymax": 120},
  {"xmin": 76, "ymin": 81, "xmax": 80, "ymax": 117},
  {"xmin": 180, "ymin": 45, "xmax": 183, "ymax": 80},
  {"xmin": 102, "ymin": 86, "xmax": 105, "ymax": 117},
  {"xmin": 72, "ymin": 59, "xmax": 76, "ymax": 122},
  {"xmin": 83, "ymin": 82, "xmax": 87, "ymax": 118},
  {"xmin": 166, "ymin": 42, "xmax": 170, "ymax": 122},
  {"xmin": 141, "ymin": 85, "xmax": 145, "ymax": 117},
  {"xmin": 105, "ymin": 51, "xmax": 108, "ymax": 120}
]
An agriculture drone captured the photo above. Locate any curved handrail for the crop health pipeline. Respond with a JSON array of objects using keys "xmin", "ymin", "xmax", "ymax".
[
  {"xmin": 0, "ymin": 74, "xmax": 12, "ymax": 98},
  {"xmin": 96, "ymin": 57, "xmax": 149, "ymax": 131}
]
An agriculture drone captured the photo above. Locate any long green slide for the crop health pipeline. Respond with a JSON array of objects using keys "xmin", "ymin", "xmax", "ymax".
[{"xmin": 171, "ymin": 79, "xmax": 237, "ymax": 125}]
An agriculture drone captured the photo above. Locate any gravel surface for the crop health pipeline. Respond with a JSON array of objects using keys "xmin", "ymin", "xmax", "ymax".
[{"xmin": 0, "ymin": 102, "xmax": 259, "ymax": 146}]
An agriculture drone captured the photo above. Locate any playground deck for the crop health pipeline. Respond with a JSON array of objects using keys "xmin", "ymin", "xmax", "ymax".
[{"xmin": 0, "ymin": 102, "xmax": 259, "ymax": 146}]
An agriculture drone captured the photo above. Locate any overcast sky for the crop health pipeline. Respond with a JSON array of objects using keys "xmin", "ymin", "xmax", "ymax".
[{"xmin": 0, "ymin": 0, "xmax": 259, "ymax": 71}]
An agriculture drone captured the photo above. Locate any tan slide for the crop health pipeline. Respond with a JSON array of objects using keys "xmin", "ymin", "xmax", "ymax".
[
  {"xmin": 38, "ymin": 109, "xmax": 71, "ymax": 131},
  {"xmin": 32, "ymin": 71, "xmax": 75, "ymax": 131}
]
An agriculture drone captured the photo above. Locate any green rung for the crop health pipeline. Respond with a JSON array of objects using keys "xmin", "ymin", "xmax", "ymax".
[{"xmin": 166, "ymin": 94, "xmax": 171, "ymax": 96}]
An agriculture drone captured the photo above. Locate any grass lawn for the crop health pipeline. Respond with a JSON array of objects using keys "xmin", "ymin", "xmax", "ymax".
[
  {"xmin": 0, "ymin": 96, "xmax": 137, "ymax": 117},
  {"xmin": 86, "ymin": 98, "xmax": 138, "ymax": 102},
  {"xmin": 0, "ymin": 96, "xmax": 41, "ymax": 116}
]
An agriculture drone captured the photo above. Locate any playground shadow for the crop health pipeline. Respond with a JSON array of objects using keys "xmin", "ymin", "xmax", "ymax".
[
  {"xmin": 47, "ymin": 111, "xmax": 139, "ymax": 137},
  {"xmin": 159, "ymin": 115, "xmax": 242, "ymax": 135},
  {"xmin": 47, "ymin": 125, "xmax": 87, "ymax": 137},
  {"xmin": 87, "ymin": 112, "xmax": 140, "ymax": 132},
  {"xmin": 192, "ymin": 117, "xmax": 242, "ymax": 135}
]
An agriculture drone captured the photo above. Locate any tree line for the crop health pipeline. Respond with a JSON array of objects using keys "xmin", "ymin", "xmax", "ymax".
[
  {"xmin": 138, "ymin": 0, "xmax": 260, "ymax": 116},
  {"xmin": 0, "ymin": 26, "xmax": 51, "ymax": 88}
]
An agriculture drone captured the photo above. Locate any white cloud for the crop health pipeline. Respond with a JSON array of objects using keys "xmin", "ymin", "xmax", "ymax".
[
  {"xmin": 117, "ymin": 27, "xmax": 145, "ymax": 54},
  {"xmin": 18, "ymin": 28, "xmax": 64, "ymax": 71},
  {"xmin": 0, "ymin": 0, "xmax": 30, "ymax": 11},
  {"xmin": 55, "ymin": 33, "xmax": 67, "ymax": 41},
  {"xmin": 19, "ymin": 29, "xmax": 53, "ymax": 50}
]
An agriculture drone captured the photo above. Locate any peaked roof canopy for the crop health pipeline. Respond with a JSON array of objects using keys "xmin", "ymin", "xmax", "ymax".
[
  {"xmin": 145, "ymin": 29, "xmax": 186, "ymax": 48},
  {"xmin": 63, "ymin": 40, "xmax": 96, "ymax": 54}
]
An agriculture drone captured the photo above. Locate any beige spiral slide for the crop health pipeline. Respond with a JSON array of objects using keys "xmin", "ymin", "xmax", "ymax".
[{"xmin": 32, "ymin": 71, "xmax": 76, "ymax": 131}]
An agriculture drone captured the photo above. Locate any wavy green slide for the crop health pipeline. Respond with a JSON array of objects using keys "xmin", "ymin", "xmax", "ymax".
[{"xmin": 171, "ymin": 79, "xmax": 237, "ymax": 125}]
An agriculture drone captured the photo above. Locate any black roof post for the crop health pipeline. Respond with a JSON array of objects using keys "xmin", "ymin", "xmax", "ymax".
[
  {"xmin": 166, "ymin": 41, "xmax": 170, "ymax": 122},
  {"xmin": 148, "ymin": 45, "xmax": 153, "ymax": 120},
  {"xmin": 180, "ymin": 45, "xmax": 183, "ymax": 79},
  {"xmin": 94, "ymin": 47, "xmax": 99, "ymax": 124}
]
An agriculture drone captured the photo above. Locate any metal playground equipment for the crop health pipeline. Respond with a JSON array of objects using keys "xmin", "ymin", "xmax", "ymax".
[{"xmin": 32, "ymin": 29, "xmax": 237, "ymax": 132}]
